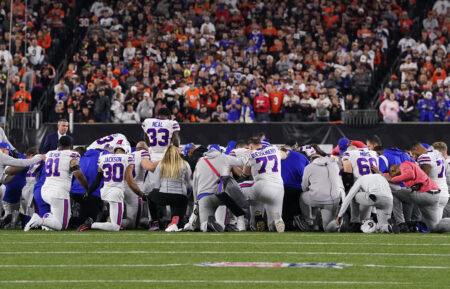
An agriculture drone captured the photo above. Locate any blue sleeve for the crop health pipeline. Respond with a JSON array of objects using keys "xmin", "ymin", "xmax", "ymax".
[{"xmin": 378, "ymin": 157, "xmax": 388, "ymax": 173}]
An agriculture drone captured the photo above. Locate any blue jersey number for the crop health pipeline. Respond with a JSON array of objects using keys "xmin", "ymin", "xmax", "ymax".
[
  {"xmin": 45, "ymin": 158, "xmax": 61, "ymax": 177},
  {"xmin": 146, "ymin": 128, "xmax": 169, "ymax": 147},
  {"xmin": 356, "ymin": 157, "xmax": 377, "ymax": 176},
  {"xmin": 256, "ymin": 155, "xmax": 278, "ymax": 174},
  {"xmin": 96, "ymin": 135, "xmax": 114, "ymax": 145},
  {"xmin": 103, "ymin": 163, "xmax": 124, "ymax": 182}
]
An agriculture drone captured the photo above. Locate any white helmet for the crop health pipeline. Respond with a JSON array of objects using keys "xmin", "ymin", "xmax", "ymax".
[
  {"xmin": 114, "ymin": 144, "xmax": 130, "ymax": 154},
  {"xmin": 361, "ymin": 219, "xmax": 377, "ymax": 233}
]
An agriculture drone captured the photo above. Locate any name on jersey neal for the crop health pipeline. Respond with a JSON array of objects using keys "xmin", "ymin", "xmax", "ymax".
[
  {"xmin": 152, "ymin": 121, "xmax": 163, "ymax": 127},
  {"xmin": 251, "ymin": 148, "xmax": 276, "ymax": 158}
]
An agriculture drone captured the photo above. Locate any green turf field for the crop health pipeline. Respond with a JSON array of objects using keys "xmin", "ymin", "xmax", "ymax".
[{"xmin": 0, "ymin": 231, "xmax": 448, "ymax": 289}]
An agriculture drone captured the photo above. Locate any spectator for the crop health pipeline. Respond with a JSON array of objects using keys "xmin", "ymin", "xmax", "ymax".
[
  {"xmin": 253, "ymin": 91, "xmax": 269, "ymax": 122},
  {"xmin": 435, "ymin": 92, "xmax": 450, "ymax": 121},
  {"xmin": 329, "ymin": 96, "xmax": 343, "ymax": 122},
  {"xmin": 399, "ymin": 55, "xmax": 418, "ymax": 83},
  {"xmin": 196, "ymin": 105, "xmax": 211, "ymax": 123},
  {"xmin": 418, "ymin": 92, "xmax": 436, "ymax": 122},
  {"xmin": 120, "ymin": 103, "xmax": 140, "ymax": 124},
  {"xmin": 299, "ymin": 92, "xmax": 316, "ymax": 122},
  {"xmin": 423, "ymin": 11, "xmax": 439, "ymax": 32},
  {"xmin": 93, "ymin": 87, "xmax": 110, "ymax": 122},
  {"xmin": 211, "ymin": 104, "xmax": 228, "ymax": 122},
  {"xmin": 136, "ymin": 91, "xmax": 155, "ymax": 120},
  {"xmin": 54, "ymin": 78, "xmax": 70, "ymax": 96},
  {"xmin": 12, "ymin": 83, "xmax": 31, "ymax": 112},
  {"xmin": 283, "ymin": 88, "xmax": 300, "ymax": 122},
  {"xmin": 315, "ymin": 90, "xmax": 331, "ymax": 122},
  {"xmin": 379, "ymin": 93, "xmax": 400, "ymax": 123},
  {"xmin": 240, "ymin": 96, "xmax": 254, "ymax": 123},
  {"xmin": 225, "ymin": 91, "xmax": 241, "ymax": 123},
  {"xmin": 268, "ymin": 84, "xmax": 283, "ymax": 122},
  {"xmin": 79, "ymin": 106, "xmax": 95, "ymax": 123}
]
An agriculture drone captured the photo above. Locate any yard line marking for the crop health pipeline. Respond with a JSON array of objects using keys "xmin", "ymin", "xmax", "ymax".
[
  {"xmin": 0, "ymin": 263, "xmax": 448, "ymax": 270},
  {"xmin": 0, "ymin": 280, "xmax": 412, "ymax": 285},
  {"xmin": 0, "ymin": 251, "xmax": 448, "ymax": 257},
  {"xmin": 6, "ymin": 241, "xmax": 450, "ymax": 246},
  {"xmin": 1, "ymin": 232, "xmax": 449, "ymax": 238},
  {"xmin": 361, "ymin": 264, "xmax": 450, "ymax": 270}
]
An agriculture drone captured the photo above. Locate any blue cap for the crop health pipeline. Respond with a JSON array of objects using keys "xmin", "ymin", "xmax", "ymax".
[
  {"xmin": 183, "ymin": 143, "xmax": 195, "ymax": 155},
  {"xmin": 421, "ymin": 143, "xmax": 430, "ymax": 149},
  {"xmin": 261, "ymin": 138, "xmax": 271, "ymax": 148},
  {"xmin": 0, "ymin": 142, "xmax": 11, "ymax": 153},
  {"xmin": 338, "ymin": 138, "xmax": 350, "ymax": 154},
  {"xmin": 208, "ymin": 144, "xmax": 221, "ymax": 152}
]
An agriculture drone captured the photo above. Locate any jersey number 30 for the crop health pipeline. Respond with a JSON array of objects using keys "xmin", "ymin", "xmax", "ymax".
[
  {"xmin": 146, "ymin": 128, "xmax": 169, "ymax": 147},
  {"xmin": 103, "ymin": 163, "xmax": 124, "ymax": 182}
]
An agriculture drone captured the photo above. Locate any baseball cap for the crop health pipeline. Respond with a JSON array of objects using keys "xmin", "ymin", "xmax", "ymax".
[
  {"xmin": 183, "ymin": 143, "xmax": 196, "ymax": 156},
  {"xmin": 421, "ymin": 143, "xmax": 430, "ymax": 149},
  {"xmin": 143, "ymin": 92, "xmax": 150, "ymax": 97},
  {"xmin": 261, "ymin": 138, "xmax": 271, "ymax": 148},
  {"xmin": 19, "ymin": 82, "xmax": 25, "ymax": 88},
  {"xmin": 208, "ymin": 144, "xmax": 221, "ymax": 152},
  {"xmin": 338, "ymin": 138, "xmax": 350, "ymax": 154}
]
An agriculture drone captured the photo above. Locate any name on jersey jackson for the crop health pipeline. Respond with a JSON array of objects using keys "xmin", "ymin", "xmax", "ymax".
[{"xmin": 251, "ymin": 148, "xmax": 276, "ymax": 158}]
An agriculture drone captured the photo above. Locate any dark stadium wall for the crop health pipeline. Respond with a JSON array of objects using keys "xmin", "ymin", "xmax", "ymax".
[{"xmin": 14, "ymin": 123, "xmax": 449, "ymax": 152}]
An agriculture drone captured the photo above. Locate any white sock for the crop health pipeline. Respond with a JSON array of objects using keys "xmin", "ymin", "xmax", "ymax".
[{"xmin": 92, "ymin": 222, "xmax": 120, "ymax": 231}]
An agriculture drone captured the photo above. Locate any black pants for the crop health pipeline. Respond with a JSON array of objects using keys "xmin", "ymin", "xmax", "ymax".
[
  {"xmin": 148, "ymin": 191, "xmax": 188, "ymax": 227},
  {"xmin": 69, "ymin": 193, "xmax": 102, "ymax": 228},
  {"xmin": 282, "ymin": 186, "xmax": 302, "ymax": 231}
]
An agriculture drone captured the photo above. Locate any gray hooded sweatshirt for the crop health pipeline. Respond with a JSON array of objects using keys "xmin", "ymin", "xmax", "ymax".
[
  {"xmin": 193, "ymin": 149, "xmax": 243, "ymax": 197},
  {"xmin": 301, "ymin": 157, "xmax": 344, "ymax": 204}
]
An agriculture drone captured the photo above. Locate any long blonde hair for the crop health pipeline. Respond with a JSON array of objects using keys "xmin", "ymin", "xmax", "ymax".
[{"xmin": 160, "ymin": 145, "xmax": 184, "ymax": 179}]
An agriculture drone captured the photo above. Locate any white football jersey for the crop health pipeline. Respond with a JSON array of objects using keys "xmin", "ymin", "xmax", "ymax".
[
  {"xmin": 42, "ymin": 150, "xmax": 80, "ymax": 199},
  {"xmin": 98, "ymin": 153, "xmax": 133, "ymax": 201},
  {"xmin": 229, "ymin": 148, "xmax": 250, "ymax": 167},
  {"xmin": 130, "ymin": 150, "xmax": 150, "ymax": 185},
  {"xmin": 87, "ymin": 133, "xmax": 131, "ymax": 152},
  {"xmin": 417, "ymin": 150, "xmax": 448, "ymax": 194},
  {"xmin": 342, "ymin": 148, "xmax": 378, "ymax": 180},
  {"xmin": 247, "ymin": 146, "xmax": 283, "ymax": 184},
  {"xmin": 141, "ymin": 118, "xmax": 180, "ymax": 161},
  {"xmin": 25, "ymin": 161, "xmax": 44, "ymax": 187}
]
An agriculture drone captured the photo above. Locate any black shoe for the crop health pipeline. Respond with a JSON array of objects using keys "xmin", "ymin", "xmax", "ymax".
[
  {"xmin": 77, "ymin": 217, "xmax": 93, "ymax": 232},
  {"xmin": 293, "ymin": 215, "xmax": 310, "ymax": 232},
  {"xmin": 224, "ymin": 224, "xmax": 239, "ymax": 232},
  {"xmin": 398, "ymin": 222, "xmax": 410, "ymax": 233},
  {"xmin": 207, "ymin": 216, "xmax": 223, "ymax": 232},
  {"xmin": 349, "ymin": 222, "xmax": 362, "ymax": 233},
  {"xmin": 0, "ymin": 214, "xmax": 12, "ymax": 228},
  {"xmin": 254, "ymin": 211, "xmax": 266, "ymax": 232}
]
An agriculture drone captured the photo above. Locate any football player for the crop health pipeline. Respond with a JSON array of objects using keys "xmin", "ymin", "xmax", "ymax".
[
  {"xmin": 242, "ymin": 137, "xmax": 287, "ymax": 232},
  {"xmin": 78, "ymin": 144, "xmax": 145, "ymax": 232},
  {"xmin": 432, "ymin": 142, "xmax": 450, "ymax": 218},
  {"xmin": 25, "ymin": 136, "xmax": 89, "ymax": 231}
]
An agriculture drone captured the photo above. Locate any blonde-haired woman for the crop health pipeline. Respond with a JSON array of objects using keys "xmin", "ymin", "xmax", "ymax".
[{"xmin": 148, "ymin": 145, "xmax": 192, "ymax": 232}]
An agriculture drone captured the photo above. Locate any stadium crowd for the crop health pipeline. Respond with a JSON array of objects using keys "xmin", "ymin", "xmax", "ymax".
[
  {"xmin": 46, "ymin": 0, "xmax": 421, "ymax": 124},
  {"xmin": 0, "ymin": 0, "xmax": 74, "ymax": 122},
  {"xmin": 379, "ymin": 1, "xmax": 450, "ymax": 122},
  {"xmin": 0, "ymin": 111, "xmax": 448, "ymax": 234}
]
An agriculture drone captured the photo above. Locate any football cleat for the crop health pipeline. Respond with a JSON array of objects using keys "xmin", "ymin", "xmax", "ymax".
[
  {"xmin": 255, "ymin": 211, "xmax": 266, "ymax": 232},
  {"xmin": 77, "ymin": 217, "xmax": 93, "ymax": 232},
  {"xmin": 0, "ymin": 214, "xmax": 12, "ymax": 229},
  {"xmin": 236, "ymin": 216, "xmax": 246, "ymax": 232},
  {"xmin": 148, "ymin": 221, "xmax": 160, "ymax": 231},
  {"xmin": 24, "ymin": 213, "xmax": 42, "ymax": 232},
  {"xmin": 274, "ymin": 213, "xmax": 285, "ymax": 233},
  {"xmin": 293, "ymin": 215, "xmax": 310, "ymax": 232},
  {"xmin": 165, "ymin": 216, "xmax": 180, "ymax": 232},
  {"xmin": 338, "ymin": 213, "xmax": 350, "ymax": 233},
  {"xmin": 207, "ymin": 216, "xmax": 223, "ymax": 232}
]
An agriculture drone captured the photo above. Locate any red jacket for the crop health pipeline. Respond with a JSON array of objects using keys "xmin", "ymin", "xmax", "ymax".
[
  {"xmin": 253, "ymin": 96, "xmax": 269, "ymax": 113},
  {"xmin": 389, "ymin": 161, "xmax": 439, "ymax": 193}
]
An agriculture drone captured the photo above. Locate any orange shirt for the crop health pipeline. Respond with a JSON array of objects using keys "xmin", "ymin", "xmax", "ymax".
[
  {"xmin": 186, "ymin": 89, "xmax": 200, "ymax": 110},
  {"xmin": 269, "ymin": 91, "xmax": 284, "ymax": 114},
  {"xmin": 12, "ymin": 90, "xmax": 32, "ymax": 112},
  {"xmin": 262, "ymin": 27, "xmax": 277, "ymax": 36},
  {"xmin": 38, "ymin": 34, "xmax": 52, "ymax": 50}
]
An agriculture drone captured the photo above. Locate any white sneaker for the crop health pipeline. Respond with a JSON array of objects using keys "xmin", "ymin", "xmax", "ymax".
[
  {"xmin": 41, "ymin": 226, "xmax": 53, "ymax": 231},
  {"xmin": 183, "ymin": 222, "xmax": 195, "ymax": 231},
  {"xmin": 274, "ymin": 213, "xmax": 285, "ymax": 233},
  {"xmin": 237, "ymin": 216, "xmax": 246, "ymax": 231},
  {"xmin": 165, "ymin": 223, "xmax": 180, "ymax": 232},
  {"xmin": 24, "ymin": 213, "xmax": 42, "ymax": 232}
]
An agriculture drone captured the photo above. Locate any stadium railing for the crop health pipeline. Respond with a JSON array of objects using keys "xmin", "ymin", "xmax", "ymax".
[{"xmin": 343, "ymin": 110, "xmax": 379, "ymax": 126}]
